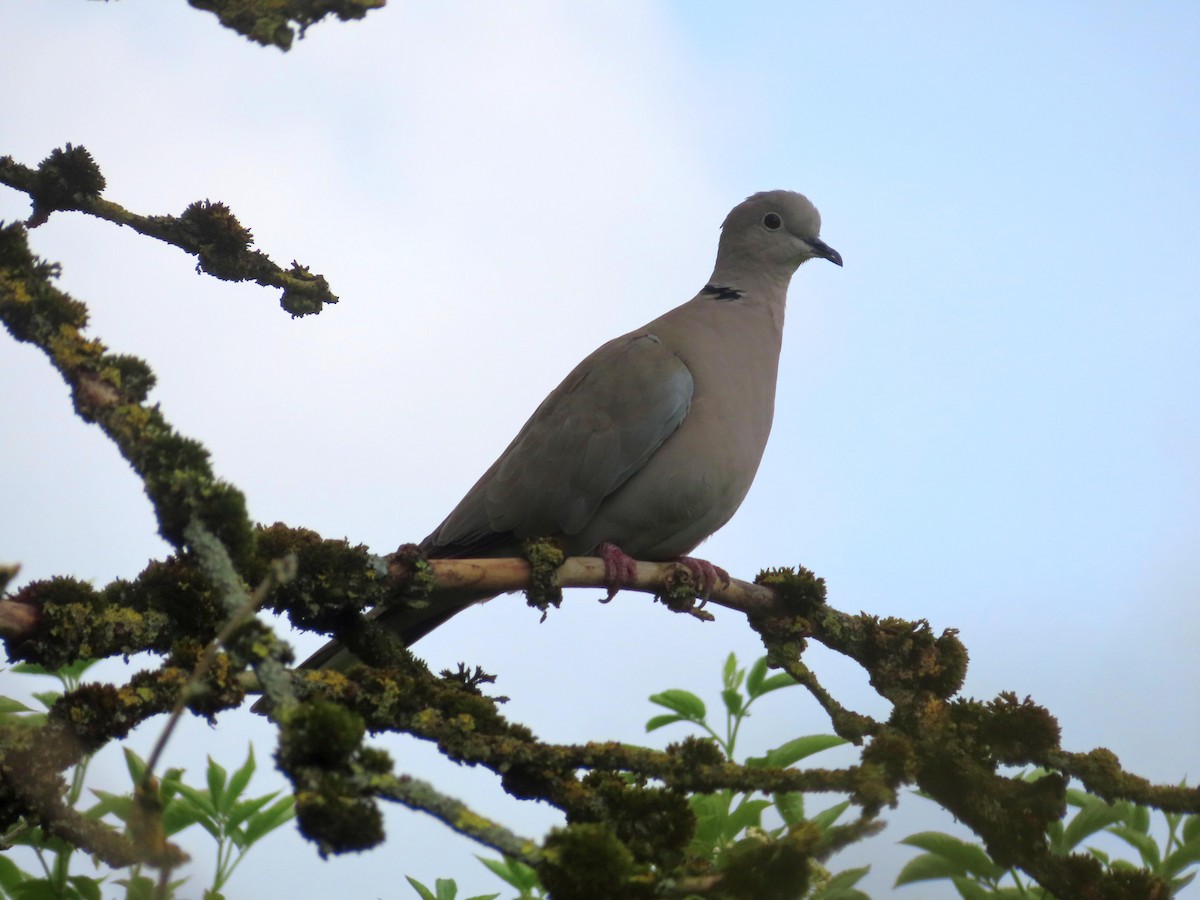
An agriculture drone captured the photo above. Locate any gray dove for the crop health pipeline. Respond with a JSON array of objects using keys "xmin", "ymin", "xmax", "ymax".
[{"xmin": 306, "ymin": 190, "xmax": 840, "ymax": 670}]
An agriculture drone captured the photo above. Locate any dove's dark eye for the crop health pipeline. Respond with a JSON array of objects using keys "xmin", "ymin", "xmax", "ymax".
[{"xmin": 763, "ymin": 213, "xmax": 782, "ymax": 230}]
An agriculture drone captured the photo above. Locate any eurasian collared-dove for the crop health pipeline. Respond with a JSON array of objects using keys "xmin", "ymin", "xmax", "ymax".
[{"xmin": 306, "ymin": 190, "xmax": 840, "ymax": 670}]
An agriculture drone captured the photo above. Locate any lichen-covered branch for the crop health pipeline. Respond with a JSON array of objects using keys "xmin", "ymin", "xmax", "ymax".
[
  {"xmin": 188, "ymin": 0, "xmax": 386, "ymax": 51},
  {"xmin": 0, "ymin": 220, "xmax": 255, "ymax": 560},
  {"xmin": 0, "ymin": 554, "xmax": 767, "ymax": 651},
  {"xmin": 751, "ymin": 569, "xmax": 1183, "ymax": 900},
  {"xmin": 375, "ymin": 773, "xmax": 541, "ymax": 864},
  {"xmin": 3, "ymin": 221, "xmax": 1196, "ymax": 898},
  {"xmin": 1036, "ymin": 747, "xmax": 1200, "ymax": 814},
  {"xmin": 0, "ymin": 653, "xmax": 242, "ymax": 866},
  {"xmin": 0, "ymin": 227, "xmax": 294, "ymax": 874},
  {"xmin": 0, "ymin": 147, "xmax": 336, "ymax": 316},
  {"xmin": 4, "ymin": 520, "xmax": 1197, "ymax": 897}
]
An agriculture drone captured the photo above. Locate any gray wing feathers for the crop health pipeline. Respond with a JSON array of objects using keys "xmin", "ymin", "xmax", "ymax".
[{"xmin": 429, "ymin": 333, "xmax": 693, "ymax": 551}]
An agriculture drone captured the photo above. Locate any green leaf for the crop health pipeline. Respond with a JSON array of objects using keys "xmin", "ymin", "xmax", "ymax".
[
  {"xmin": 1164, "ymin": 808, "xmax": 1182, "ymax": 834},
  {"xmin": 1163, "ymin": 837, "xmax": 1200, "ymax": 879},
  {"xmin": 809, "ymin": 800, "xmax": 851, "ymax": 832},
  {"xmin": 1172, "ymin": 872, "xmax": 1197, "ymax": 894},
  {"xmin": 0, "ymin": 855, "xmax": 28, "ymax": 891},
  {"xmin": 723, "ymin": 797, "xmax": 772, "ymax": 839},
  {"xmin": 503, "ymin": 859, "xmax": 539, "ymax": 891},
  {"xmin": 435, "ymin": 878, "xmax": 460, "ymax": 900},
  {"xmin": 810, "ymin": 865, "xmax": 870, "ymax": 899},
  {"xmin": 405, "ymin": 876, "xmax": 438, "ymax": 900},
  {"xmin": 818, "ymin": 866, "xmax": 869, "ymax": 889},
  {"xmin": 689, "ymin": 792, "xmax": 732, "ymax": 819},
  {"xmin": 31, "ymin": 691, "xmax": 61, "ymax": 711},
  {"xmin": 122, "ymin": 748, "xmax": 148, "ymax": 785},
  {"xmin": 6, "ymin": 826, "xmax": 69, "ymax": 853},
  {"xmin": 175, "ymin": 782, "xmax": 218, "ymax": 818},
  {"xmin": 894, "ymin": 851, "xmax": 964, "ymax": 885},
  {"xmin": 159, "ymin": 767, "xmax": 187, "ymax": 799},
  {"xmin": 949, "ymin": 876, "xmax": 997, "ymax": 899},
  {"xmin": 1123, "ymin": 802, "xmax": 1151, "ymax": 834},
  {"xmin": 1045, "ymin": 817, "xmax": 1065, "ymax": 853},
  {"xmin": 773, "ymin": 791, "xmax": 805, "ymax": 826},
  {"xmin": 648, "ymin": 689, "xmax": 706, "ymax": 720},
  {"xmin": 206, "ymin": 757, "xmax": 228, "ymax": 812},
  {"xmin": 9, "ymin": 662, "xmax": 52, "ymax": 676},
  {"xmin": 225, "ymin": 747, "xmax": 256, "ymax": 804},
  {"xmin": 721, "ymin": 688, "xmax": 743, "ymax": 717},
  {"xmin": 985, "ymin": 887, "xmax": 1033, "ymax": 899},
  {"xmin": 722, "ymin": 652, "xmax": 739, "ymax": 689},
  {"xmin": 1064, "ymin": 786, "xmax": 1094, "ymax": 807},
  {"xmin": 194, "ymin": 814, "xmax": 222, "ymax": 841},
  {"xmin": 1061, "ymin": 797, "xmax": 1124, "ymax": 851},
  {"xmin": 12, "ymin": 880, "xmax": 68, "ymax": 900},
  {"xmin": 1, "ymin": 711, "xmax": 47, "ymax": 729},
  {"xmin": 689, "ymin": 791, "xmax": 734, "ymax": 853},
  {"xmin": 475, "ymin": 857, "xmax": 510, "ymax": 881},
  {"xmin": 226, "ymin": 793, "xmax": 278, "ymax": 830},
  {"xmin": 67, "ymin": 876, "xmax": 103, "ymax": 900},
  {"xmin": 813, "ymin": 889, "xmax": 868, "ymax": 900},
  {"xmin": 1109, "ymin": 825, "xmax": 1161, "ymax": 869},
  {"xmin": 476, "ymin": 856, "xmax": 540, "ymax": 892},
  {"xmin": 86, "ymin": 790, "xmax": 133, "ymax": 823},
  {"xmin": 645, "ymin": 714, "xmax": 688, "ymax": 733},
  {"xmin": 57, "ymin": 658, "xmax": 101, "ymax": 682},
  {"xmin": 161, "ymin": 798, "xmax": 205, "ymax": 837},
  {"xmin": 756, "ymin": 672, "xmax": 799, "ymax": 695},
  {"xmin": 1183, "ymin": 814, "xmax": 1200, "ymax": 844},
  {"xmin": 242, "ymin": 796, "xmax": 295, "ymax": 844},
  {"xmin": 118, "ymin": 874, "xmax": 158, "ymax": 900},
  {"xmin": 225, "ymin": 823, "xmax": 250, "ymax": 850},
  {"xmin": 899, "ymin": 832, "xmax": 1004, "ymax": 881},
  {"xmin": 746, "ymin": 734, "xmax": 846, "ymax": 768},
  {"xmin": 745, "ymin": 657, "xmax": 768, "ymax": 698},
  {"xmin": 0, "ymin": 696, "xmax": 36, "ymax": 714}
]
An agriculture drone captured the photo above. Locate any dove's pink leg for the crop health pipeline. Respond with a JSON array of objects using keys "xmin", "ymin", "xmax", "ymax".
[
  {"xmin": 596, "ymin": 545, "xmax": 730, "ymax": 602},
  {"xmin": 596, "ymin": 542, "xmax": 639, "ymax": 602}
]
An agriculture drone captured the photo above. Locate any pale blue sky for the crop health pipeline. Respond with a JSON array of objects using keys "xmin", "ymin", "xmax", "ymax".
[{"xmin": 2, "ymin": 3, "xmax": 1197, "ymax": 898}]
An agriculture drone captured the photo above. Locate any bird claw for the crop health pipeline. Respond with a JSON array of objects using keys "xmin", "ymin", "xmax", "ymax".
[
  {"xmin": 594, "ymin": 546, "xmax": 728, "ymax": 605},
  {"xmin": 596, "ymin": 542, "xmax": 638, "ymax": 602},
  {"xmin": 674, "ymin": 556, "xmax": 730, "ymax": 599}
]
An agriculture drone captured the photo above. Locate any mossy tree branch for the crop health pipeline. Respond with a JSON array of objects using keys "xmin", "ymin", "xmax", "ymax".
[
  {"xmin": 2, "ymin": 198, "xmax": 1196, "ymax": 899},
  {"xmin": 187, "ymin": 0, "xmax": 386, "ymax": 51},
  {"xmin": 0, "ymin": 147, "xmax": 336, "ymax": 316},
  {"xmin": 375, "ymin": 772, "xmax": 542, "ymax": 865}
]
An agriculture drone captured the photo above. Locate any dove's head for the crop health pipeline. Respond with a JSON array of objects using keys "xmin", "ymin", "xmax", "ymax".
[{"xmin": 713, "ymin": 191, "xmax": 842, "ymax": 285}]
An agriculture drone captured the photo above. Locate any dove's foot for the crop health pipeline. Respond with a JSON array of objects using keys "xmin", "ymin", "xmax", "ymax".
[
  {"xmin": 673, "ymin": 556, "xmax": 731, "ymax": 599},
  {"xmin": 596, "ymin": 542, "xmax": 638, "ymax": 602}
]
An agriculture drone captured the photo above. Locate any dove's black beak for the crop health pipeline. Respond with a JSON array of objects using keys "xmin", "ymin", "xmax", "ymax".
[{"xmin": 807, "ymin": 237, "xmax": 843, "ymax": 267}]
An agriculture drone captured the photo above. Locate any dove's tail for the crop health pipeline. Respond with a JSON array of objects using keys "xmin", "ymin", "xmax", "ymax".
[{"xmin": 298, "ymin": 585, "xmax": 497, "ymax": 672}]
